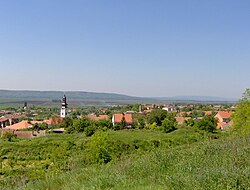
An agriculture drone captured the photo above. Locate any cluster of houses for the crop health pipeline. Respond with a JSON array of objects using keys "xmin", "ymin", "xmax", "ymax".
[
  {"xmin": 87, "ymin": 105, "xmax": 234, "ymax": 130},
  {"xmin": 0, "ymin": 97, "xmax": 66, "ymax": 138},
  {"xmin": 0, "ymin": 97, "xmax": 235, "ymax": 138}
]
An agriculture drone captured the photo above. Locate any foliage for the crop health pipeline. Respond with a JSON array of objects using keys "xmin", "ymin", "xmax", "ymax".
[
  {"xmin": 0, "ymin": 127, "xmax": 210, "ymax": 189},
  {"xmin": 160, "ymin": 113, "xmax": 177, "ymax": 133},
  {"xmin": 58, "ymin": 117, "xmax": 73, "ymax": 128},
  {"xmin": 33, "ymin": 122, "xmax": 48, "ymax": 131},
  {"xmin": 84, "ymin": 132, "xmax": 113, "ymax": 164},
  {"xmin": 96, "ymin": 119, "xmax": 113, "ymax": 130},
  {"xmin": 26, "ymin": 132, "xmax": 250, "ymax": 190},
  {"xmin": 242, "ymin": 88, "xmax": 250, "ymax": 100},
  {"xmin": 147, "ymin": 109, "xmax": 168, "ymax": 126},
  {"xmin": 85, "ymin": 125, "xmax": 97, "ymax": 137},
  {"xmin": 189, "ymin": 110, "xmax": 205, "ymax": 118},
  {"xmin": 1, "ymin": 132, "xmax": 17, "ymax": 141},
  {"xmin": 194, "ymin": 115, "xmax": 218, "ymax": 133},
  {"xmin": 148, "ymin": 122, "xmax": 158, "ymax": 130},
  {"xmin": 66, "ymin": 117, "xmax": 91, "ymax": 133},
  {"xmin": 232, "ymin": 89, "xmax": 250, "ymax": 133},
  {"xmin": 120, "ymin": 115, "xmax": 126, "ymax": 129},
  {"xmin": 185, "ymin": 118, "xmax": 195, "ymax": 127}
]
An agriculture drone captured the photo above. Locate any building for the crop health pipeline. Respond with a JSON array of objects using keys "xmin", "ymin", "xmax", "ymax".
[
  {"xmin": 112, "ymin": 113, "xmax": 133, "ymax": 128},
  {"xmin": 0, "ymin": 115, "xmax": 20, "ymax": 128},
  {"xmin": 215, "ymin": 111, "xmax": 233, "ymax": 123},
  {"xmin": 215, "ymin": 111, "xmax": 234, "ymax": 130},
  {"xmin": 87, "ymin": 114, "xmax": 109, "ymax": 121},
  {"xmin": 60, "ymin": 94, "xmax": 68, "ymax": 118},
  {"xmin": 162, "ymin": 105, "xmax": 175, "ymax": 112},
  {"xmin": 175, "ymin": 117, "xmax": 191, "ymax": 125},
  {"xmin": 5, "ymin": 120, "xmax": 43, "ymax": 130}
]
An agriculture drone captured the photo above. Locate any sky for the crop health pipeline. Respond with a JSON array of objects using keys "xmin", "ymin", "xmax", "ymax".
[{"xmin": 0, "ymin": 0, "xmax": 249, "ymax": 99}]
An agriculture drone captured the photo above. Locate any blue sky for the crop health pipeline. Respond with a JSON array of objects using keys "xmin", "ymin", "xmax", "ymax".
[{"xmin": 0, "ymin": 0, "xmax": 249, "ymax": 98}]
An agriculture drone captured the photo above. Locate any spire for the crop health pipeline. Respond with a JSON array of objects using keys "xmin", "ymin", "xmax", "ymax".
[{"xmin": 60, "ymin": 94, "xmax": 68, "ymax": 118}]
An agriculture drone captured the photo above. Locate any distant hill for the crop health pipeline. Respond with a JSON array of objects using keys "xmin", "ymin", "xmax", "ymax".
[
  {"xmin": 0, "ymin": 90, "xmax": 154, "ymax": 105},
  {"xmin": 0, "ymin": 90, "xmax": 237, "ymax": 106},
  {"xmin": 154, "ymin": 96, "xmax": 237, "ymax": 102}
]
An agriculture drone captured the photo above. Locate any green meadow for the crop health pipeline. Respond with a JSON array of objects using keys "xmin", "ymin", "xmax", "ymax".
[{"xmin": 1, "ymin": 127, "xmax": 249, "ymax": 189}]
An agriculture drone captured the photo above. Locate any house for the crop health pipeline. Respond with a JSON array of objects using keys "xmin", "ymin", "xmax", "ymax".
[
  {"xmin": 217, "ymin": 121, "xmax": 234, "ymax": 130},
  {"xmin": 215, "ymin": 111, "xmax": 234, "ymax": 130},
  {"xmin": 175, "ymin": 117, "xmax": 191, "ymax": 125},
  {"xmin": 0, "ymin": 117, "xmax": 10, "ymax": 128},
  {"xmin": 0, "ymin": 115, "xmax": 20, "ymax": 128},
  {"xmin": 44, "ymin": 117, "xmax": 64, "ymax": 125},
  {"xmin": 87, "ymin": 114, "xmax": 109, "ymax": 121},
  {"xmin": 215, "ymin": 111, "xmax": 233, "ymax": 123},
  {"xmin": 162, "ymin": 106, "xmax": 175, "ymax": 112},
  {"xmin": 112, "ymin": 113, "xmax": 133, "ymax": 128},
  {"xmin": 5, "ymin": 120, "xmax": 34, "ymax": 130}
]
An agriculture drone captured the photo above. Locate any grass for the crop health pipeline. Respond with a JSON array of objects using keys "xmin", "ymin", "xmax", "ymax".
[
  {"xmin": 25, "ymin": 134, "xmax": 250, "ymax": 190},
  {"xmin": 0, "ymin": 128, "xmax": 246, "ymax": 190}
]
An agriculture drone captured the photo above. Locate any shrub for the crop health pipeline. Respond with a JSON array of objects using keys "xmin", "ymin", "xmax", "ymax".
[
  {"xmin": 84, "ymin": 132, "xmax": 113, "ymax": 164},
  {"xmin": 195, "ymin": 115, "xmax": 217, "ymax": 133},
  {"xmin": 160, "ymin": 113, "xmax": 177, "ymax": 133},
  {"xmin": 2, "ymin": 132, "xmax": 17, "ymax": 142}
]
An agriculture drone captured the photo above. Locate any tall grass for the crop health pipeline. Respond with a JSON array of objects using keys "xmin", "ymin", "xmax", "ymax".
[{"xmin": 25, "ymin": 134, "xmax": 250, "ymax": 190}]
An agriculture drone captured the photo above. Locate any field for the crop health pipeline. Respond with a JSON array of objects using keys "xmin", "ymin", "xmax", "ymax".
[
  {"xmin": 1, "ymin": 127, "xmax": 248, "ymax": 189},
  {"xmin": 27, "ymin": 133, "xmax": 250, "ymax": 190}
]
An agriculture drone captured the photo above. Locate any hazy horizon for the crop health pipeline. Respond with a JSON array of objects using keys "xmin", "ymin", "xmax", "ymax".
[
  {"xmin": 0, "ymin": 0, "xmax": 249, "ymax": 99},
  {"xmin": 0, "ymin": 88, "xmax": 239, "ymax": 100}
]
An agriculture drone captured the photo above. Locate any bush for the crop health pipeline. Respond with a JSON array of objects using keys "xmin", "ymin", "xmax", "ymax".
[
  {"xmin": 195, "ymin": 115, "xmax": 217, "ymax": 133},
  {"xmin": 2, "ymin": 132, "xmax": 17, "ymax": 142},
  {"xmin": 84, "ymin": 132, "xmax": 113, "ymax": 164},
  {"xmin": 147, "ymin": 109, "xmax": 168, "ymax": 126},
  {"xmin": 85, "ymin": 125, "xmax": 97, "ymax": 137},
  {"xmin": 160, "ymin": 113, "xmax": 177, "ymax": 133}
]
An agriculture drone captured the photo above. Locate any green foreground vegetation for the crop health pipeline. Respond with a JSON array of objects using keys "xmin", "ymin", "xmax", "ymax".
[
  {"xmin": 1, "ymin": 128, "xmax": 249, "ymax": 190},
  {"xmin": 28, "ymin": 134, "xmax": 250, "ymax": 190},
  {"xmin": 1, "ymin": 128, "xmax": 211, "ymax": 189}
]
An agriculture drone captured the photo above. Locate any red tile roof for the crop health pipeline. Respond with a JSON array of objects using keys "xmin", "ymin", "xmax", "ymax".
[
  {"xmin": 87, "ymin": 114, "xmax": 109, "ymax": 121},
  {"xmin": 6, "ymin": 120, "xmax": 33, "ymax": 130},
  {"xmin": 204, "ymin": 111, "xmax": 213, "ymax": 115},
  {"xmin": 216, "ymin": 111, "xmax": 233, "ymax": 119},
  {"xmin": 113, "ymin": 113, "xmax": 133, "ymax": 123},
  {"xmin": 45, "ymin": 117, "xmax": 64, "ymax": 125},
  {"xmin": 175, "ymin": 117, "xmax": 191, "ymax": 124}
]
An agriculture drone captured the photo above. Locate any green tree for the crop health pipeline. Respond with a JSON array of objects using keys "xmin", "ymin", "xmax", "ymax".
[
  {"xmin": 160, "ymin": 113, "xmax": 177, "ymax": 133},
  {"xmin": 232, "ymin": 89, "xmax": 250, "ymax": 133},
  {"xmin": 84, "ymin": 132, "xmax": 112, "ymax": 164},
  {"xmin": 185, "ymin": 118, "xmax": 195, "ymax": 127},
  {"xmin": 96, "ymin": 119, "xmax": 113, "ymax": 130},
  {"xmin": 194, "ymin": 115, "xmax": 217, "ymax": 133},
  {"xmin": 59, "ymin": 117, "xmax": 73, "ymax": 128},
  {"xmin": 66, "ymin": 117, "xmax": 91, "ymax": 133},
  {"xmin": 147, "ymin": 109, "xmax": 168, "ymax": 126},
  {"xmin": 148, "ymin": 122, "xmax": 158, "ymax": 130},
  {"xmin": 120, "ymin": 115, "xmax": 126, "ymax": 129},
  {"xmin": 85, "ymin": 125, "xmax": 97, "ymax": 136}
]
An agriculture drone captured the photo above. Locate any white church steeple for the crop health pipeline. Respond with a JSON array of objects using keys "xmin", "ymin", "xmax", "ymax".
[{"xmin": 60, "ymin": 94, "xmax": 68, "ymax": 118}]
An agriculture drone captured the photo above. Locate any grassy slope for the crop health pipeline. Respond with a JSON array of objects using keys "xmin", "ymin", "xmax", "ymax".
[
  {"xmin": 0, "ymin": 128, "xmax": 207, "ymax": 189},
  {"xmin": 1, "ymin": 128, "xmax": 249, "ymax": 189},
  {"xmin": 26, "ymin": 134, "xmax": 250, "ymax": 190}
]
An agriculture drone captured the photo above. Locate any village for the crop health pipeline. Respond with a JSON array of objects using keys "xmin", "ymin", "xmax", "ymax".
[{"xmin": 0, "ymin": 94, "xmax": 235, "ymax": 138}]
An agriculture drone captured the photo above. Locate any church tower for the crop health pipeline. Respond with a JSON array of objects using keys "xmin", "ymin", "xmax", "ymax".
[{"xmin": 60, "ymin": 94, "xmax": 68, "ymax": 118}]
